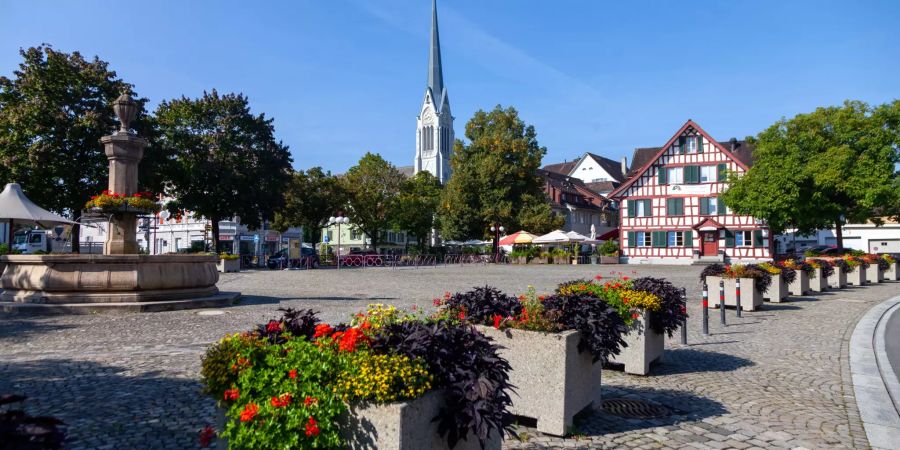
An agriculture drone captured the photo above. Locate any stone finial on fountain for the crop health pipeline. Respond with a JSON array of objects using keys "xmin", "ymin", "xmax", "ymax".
[{"xmin": 112, "ymin": 91, "xmax": 138, "ymax": 135}]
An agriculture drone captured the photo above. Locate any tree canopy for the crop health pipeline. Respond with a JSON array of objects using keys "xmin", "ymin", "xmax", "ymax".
[
  {"xmin": 0, "ymin": 45, "xmax": 168, "ymax": 251},
  {"xmin": 272, "ymin": 167, "xmax": 346, "ymax": 243},
  {"xmin": 439, "ymin": 105, "xmax": 562, "ymax": 239},
  {"xmin": 342, "ymin": 152, "xmax": 406, "ymax": 251},
  {"xmin": 722, "ymin": 100, "xmax": 900, "ymax": 246},
  {"xmin": 392, "ymin": 170, "xmax": 442, "ymax": 249},
  {"xmin": 154, "ymin": 90, "xmax": 292, "ymax": 252}
]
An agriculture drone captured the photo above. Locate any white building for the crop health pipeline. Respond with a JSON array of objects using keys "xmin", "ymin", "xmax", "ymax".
[
  {"xmin": 776, "ymin": 219, "xmax": 900, "ymax": 254},
  {"xmin": 413, "ymin": 0, "xmax": 454, "ymax": 185}
]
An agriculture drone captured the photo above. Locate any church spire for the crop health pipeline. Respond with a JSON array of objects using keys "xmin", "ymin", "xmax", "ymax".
[{"xmin": 427, "ymin": 0, "xmax": 445, "ymax": 111}]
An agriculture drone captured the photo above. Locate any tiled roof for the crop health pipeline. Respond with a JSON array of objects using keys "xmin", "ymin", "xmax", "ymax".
[
  {"xmin": 584, "ymin": 153, "xmax": 625, "ymax": 181},
  {"xmin": 542, "ymin": 161, "xmax": 577, "ymax": 176},
  {"xmin": 626, "ymin": 147, "xmax": 661, "ymax": 178},
  {"xmin": 397, "ymin": 165, "xmax": 415, "ymax": 178},
  {"xmin": 584, "ymin": 181, "xmax": 619, "ymax": 194}
]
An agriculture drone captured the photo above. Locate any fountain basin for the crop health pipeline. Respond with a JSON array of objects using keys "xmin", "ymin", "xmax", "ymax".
[{"xmin": 0, "ymin": 254, "xmax": 238, "ymax": 312}]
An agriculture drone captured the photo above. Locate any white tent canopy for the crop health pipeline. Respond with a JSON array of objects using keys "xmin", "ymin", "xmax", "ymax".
[
  {"xmin": 565, "ymin": 231, "xmax": 589, "ymax": 241},
  {"xmin": 0, "ymin": 183, "xmax": 76, "ymax": 228},
  {"xmin": 533, "ymin": 229, "xmax": 581, "ymax": 244}
]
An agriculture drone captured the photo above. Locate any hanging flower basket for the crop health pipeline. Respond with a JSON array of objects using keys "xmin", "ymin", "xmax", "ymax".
[{"xmin": 84, "ymin": 191, "xmax": 160, "ymax": 215}]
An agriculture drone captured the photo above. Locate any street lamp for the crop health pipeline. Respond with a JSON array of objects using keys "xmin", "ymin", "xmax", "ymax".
[
  {"xmin": 328, "ymin": 215, "xmax": 350, "ymax": 269},
  {"xmin": 159, "ymin": 210, "xmax": 171, "ymax": 254},
  {"xmin": 490, "ymin": 224, "xmax": 505, "ymax": 260}
]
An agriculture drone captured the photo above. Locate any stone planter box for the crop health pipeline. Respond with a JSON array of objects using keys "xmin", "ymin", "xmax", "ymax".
[
  {"xmin": 809, "ymin": 268, "xmax": 828, "ymax": 292},
  {"xmin": 886, "ymin": 262, "xmax": 899, "ymax": 281},
  {"xmin": 600, "ymin": 256, "xmax": 619, "ymax": 264},
  {"xmin": 475, "ymin": 326, "xmax": 601, "ymax": 436},
  {"xmin": 762, "ymin": 274, "xmax": 789, "ymax": 302},
  {"xmin": 847, "ymin": 267, "xmax": 866, "ymax": 286},
  {"xmin": 865, "ymin": 265, "xmax": 884, "ymax": 283},
  {"xmin": 217, "ymin": 258, "xmax": 240, "ymax": 273},
  {"xmin": 215, "ymin": 390, "xmax": 500, "ymax": 450},
  {"xmin": 513, "ymin": 257, "xmax": 527, "ymax": 265},
  {"xmin": 607, "ymin": 313, "xmax": 664, "ymax": 376},
  {"xmin": 828, "ymin": 266, "xmax": 847, "ymax": 289},
  {"xmin": 788, "ymin": 271, "xmax": 810, "ymax": 296},
  {"xmin": 705, "ymin": 277, "xmax": 763, "ymax": 311},
  {"xmin": 528, "ymin": 257, "xmax": 545, "ymax": 265}
]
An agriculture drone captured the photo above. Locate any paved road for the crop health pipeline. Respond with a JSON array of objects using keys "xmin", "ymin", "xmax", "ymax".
[
  {"xmin": 886, "ymin": 303, "xmax": 900, "ymax": 381},
  {"xmin": 1, "ymin": 264, "xmax": 897, "ymax": 449}
]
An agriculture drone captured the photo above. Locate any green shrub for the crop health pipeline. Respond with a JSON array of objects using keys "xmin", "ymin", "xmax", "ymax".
[{"xmin": 598, "ymin": 240, "xmax": 619, "ymax": 256}]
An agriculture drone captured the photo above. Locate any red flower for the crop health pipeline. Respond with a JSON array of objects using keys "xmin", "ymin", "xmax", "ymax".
[
  {"xmin": 444, "ymin": 291, "xmax": 451, "ymax": 300},
  {"xmin": 538, "ymin": 295, "xmax": 546, "ymax": 302},
  {"xmin": 304, "ymin": 396, "xmax": 318, "ymax": 407},
  {"xmin": 305, "ymin": 416, "xmax": 320, "ymax": 437},
  {"xmin": 492, "ymin": 314, "xmax": 502, "ymax": 329},
  {"xmin": 622, "ymin": 276, "xmax": 630, "ymax": 281},
  {"xmin": 239, "ymin": 403, "xmax": 259, "ymax": 422},
  {"xmin": 313, "ymin": 324, "xmax": 333, "ymax": 338},
  {"xmin": 457, "ymin": 310, "xmax": 466, "ymax": 320},
  {"xmin": 266, "ymin": 320, "xmax": 282, "ymax": 333},
  {"xmin": 199, "ymin": 425, "xmax": 216, "ymax": 448},
  {"xmin": 270, "ymin": 393, "xmax": 292, "ymax": 408},
  {"xmin": 631, "ymin": 313, "xmax": 639, "ymax": 320},
  {"xmin": 223, "ymin": 388, "xmax": 239, "ymax": 401},
  {"xmin": 288, "ymin": 369, "xmax": 298, "ymax": 379},
  {"xmin": 595, "ymin": 275, "xmax": 603, "ymax": 280},
  {"xmin": 518, "ymin": 295, "xmax": 526, "ymax": 302},
  {"xmin": 338, "ymin": 328, "xmax": 368, "ymax": 352},
  {"xmin": 359, "ymin": 321, "xmax": 372, "ymax": 330},
  {"xmin": 411, "ymin": 304, "xmax": 418, "ymax": 312},
  {"xmin": 433, "ymin": 298, "xmax": 442, "ymax": 306}
]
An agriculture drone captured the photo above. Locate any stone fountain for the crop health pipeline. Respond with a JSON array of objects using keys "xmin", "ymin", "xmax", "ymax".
[{"xmin": 0, "ymin": 94, "xmax": 239, "ymax": 313}]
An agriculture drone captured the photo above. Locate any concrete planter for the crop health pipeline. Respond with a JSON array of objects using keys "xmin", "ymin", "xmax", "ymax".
[
  {"xmin": 513, "ymin": 257, "xmax": 527, "ymax": 265},
  {"xmin": 886, "ymin": 262, "xmax": 899, "ymax": 281},
  {"xmin": 607, "ymin": 313, "xmax": 664, "ymax": 375},
  {"xmin": 600, "ymin": 256, "xmax": 619, "ymax": 264},
  {"xmin": 215, "ymin": 390, "xmax": 500, "ymax": 450},
  {"xmin": 475, "ymin": 326, "xmax": 601, "ymax": 436},
  {"xmin": 847, "ymin": 266, "xmax": 866, "ymax": 286},
  {"xmin": 217, "ymin": 258, "xmax": 240, "ymax": 273},
  {"xmin": 788, "ymin": 271, "xmax": 810, "ymax": 296},
  {"xmin": 865, "ymin": 265, "xmax": 884, "ymax": 283},
  {"xmin": 762, "ymin": 275, "xmax": 789, "ymax": 302},
  {"xmin": 705, "ymin": 277, "xmax": 763, "ymax": 311},
  {"xmin": 809, "ymin": 268, "xmax": 828, "ymax": 292},
  {"xmin": 828, "ymin": 266, "xmax": 847, "ymax": 289}
]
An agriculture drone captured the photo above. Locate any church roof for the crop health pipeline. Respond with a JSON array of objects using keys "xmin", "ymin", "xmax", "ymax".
[
  {"xmin": 397, "ymin": 166, "xmax": 415, "ymax": 178},
  {"xmin": 427, "ymin": 0, "xmax": 447, "ymax": 112}
]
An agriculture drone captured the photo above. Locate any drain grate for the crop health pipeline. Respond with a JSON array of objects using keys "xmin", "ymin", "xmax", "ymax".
[{"xmin": 601, "ymin": 398, "xmax": 672, "ymax": 419}]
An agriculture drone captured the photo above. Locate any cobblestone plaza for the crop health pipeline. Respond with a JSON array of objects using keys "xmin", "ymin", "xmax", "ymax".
[{"xmin": 1, "ymin": 265, "xmax": 897, "ymax": 449}]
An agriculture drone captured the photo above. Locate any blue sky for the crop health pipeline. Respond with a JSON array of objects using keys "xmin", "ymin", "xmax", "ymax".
[{"xmin": 1, "ymin": 0, "xmax": 898, "ymax": 173}]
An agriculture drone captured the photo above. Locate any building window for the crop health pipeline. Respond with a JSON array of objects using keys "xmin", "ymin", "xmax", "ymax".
[
  {"xmin": 666, "ymin": 167, "xmax": 684, "ymax": 184},
  {"xmin": 636, "ymin": 200, "xmax": 648, "ymax": 217},
  {"xmin": 686, "ymin": 136, "xmax": 698, "ymax": 153},
  {"xmin": 735, "ymin": 230, "xmax": 753, "ymax": 247},
  {"xmin": 637, "ymin": 231, "xmax": 652, "ymax": 247},
  {"xmin": 666, "ymin": 198, "xmax": 684, "ymax": 216},
  {"xmin": 667, "ymin": 231, "xmax": 684, "ymax": 247},
  {"xmin": 700, "ymin": 165, "xmax": 717, "ymax": 183}
]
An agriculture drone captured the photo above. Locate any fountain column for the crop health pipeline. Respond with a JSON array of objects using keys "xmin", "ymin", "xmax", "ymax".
[{"xmin": 100, "ymin": 93, "xmax": 148, "ymax": 255}]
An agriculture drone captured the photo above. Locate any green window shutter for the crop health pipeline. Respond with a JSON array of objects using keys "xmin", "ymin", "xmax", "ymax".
[
  {"xmin": 676, "ymin": 198, "xmax": 684, "ymax": 215},
  {"xmin": 652, "ymin": 231, "xmax": 666, "ymax": 248},
  {"xmin": 717, "ymin": 163, "xmax": 727, "ymax": 182},
  {"xmin": 753, "ymin": 230, "xmax": 765, "ymax": 248},
  {"xmin": 699, "ymin": 198, "xmax": 709, "ymax": 215},
  {"xmin": 628, "ymin": 200, "xmax": 636, "ymax": 218},
  {"xmin": 724, "ymin": 229, "xmax": 735, "ymax": 248},
  {"xmin": 658, "ymin": 167, "xmax": 667, "ymax": 185},
  {"xmin": 644, "ymin": 199, "xmax": 653, "ymax": 217},
  {"xmin": 684, "ymin": 230, "xmax": 693, "ymax": 247},
  {"xmin": 717, "ymin": 197, "xmax": 725, "ymax": 215},
  {"xmin": 628, "ymin": 231, "xmax": 637, "ymax": 247},
  {"xmin": 677, "ymin": 136, "xmax": 686, "ymax": 154},
  {"xmin": 666, "ymin": 198, "xmax": 674, "ymax": 216},
  {"xmin": 697, "ymin": 136, "xmax": 703, "ymax": 153},
  {"xmin": 690, "ymin": 166, "xmax": 700, "ymax": 184}
]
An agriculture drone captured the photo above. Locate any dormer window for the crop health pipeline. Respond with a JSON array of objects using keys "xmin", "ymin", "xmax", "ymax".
[{"xmin": 686, "ymin": 136, "xmax": 698, "ymax": 153}]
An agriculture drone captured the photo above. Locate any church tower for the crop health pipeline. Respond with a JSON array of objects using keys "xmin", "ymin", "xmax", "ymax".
[{"xmin": 414, "ymin": 0, "xmax": 453, "ymax": 184}]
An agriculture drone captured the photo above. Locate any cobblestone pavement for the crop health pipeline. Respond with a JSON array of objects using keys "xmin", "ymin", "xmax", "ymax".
[{"xmin": 1, "ymin": 264, "xmax": 897, "ymax": 449}]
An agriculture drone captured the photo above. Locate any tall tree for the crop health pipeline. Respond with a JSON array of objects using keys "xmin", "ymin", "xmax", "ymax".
[
  {"xmin": 0, "ymin": 45, "xmax": 167, "ymax": 251},
  {"xmin": 272, "ymin": 167, "xmax": 346, "ymax": 243},
  {"xmin": 393, "ymin": 170, "xmax": 442, "ymax": 249},
  {"xmin": 155, "ymin": 90, "xmax": 293, "ymax": 252},
  {"xmin": 439, "ymin": 105, "xmax": 560, "ymax": 239},
  {"xmin": 342, "ymin": 152, "xmax": 405, "ymax": 251},
  {"xmin": 722, "ymin": 100, "xmax": 900, "ymax": 247}
]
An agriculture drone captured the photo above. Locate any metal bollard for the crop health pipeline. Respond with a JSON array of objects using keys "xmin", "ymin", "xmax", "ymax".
[
  {"xmin": 735, "ymin": 277, "xmax": 742, "ymax": 318},
  {"xmin": 719, "ymin": 279, "xmax": 726, "ymax": 326},
  {"xmin": 680, "ymin": 287, "xmax": 688, "ymax": 344},
  {"xmin": 702, "ymin": 282, "xmax": 709, "ymax": 335}
]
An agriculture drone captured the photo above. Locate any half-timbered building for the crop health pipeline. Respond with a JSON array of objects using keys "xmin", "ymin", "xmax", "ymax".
[{"xmin": 608, "ymin": 120, "xmax": 772, "ymax": 264}]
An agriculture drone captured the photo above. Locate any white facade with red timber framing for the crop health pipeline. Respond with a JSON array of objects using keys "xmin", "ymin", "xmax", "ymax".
[{"xmin": 608, "ymin": 120, "xmax": 773, "ymax": 265}]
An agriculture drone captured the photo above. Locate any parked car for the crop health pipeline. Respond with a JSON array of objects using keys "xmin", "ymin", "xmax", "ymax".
[{"xmin": 267, "ymin": 247, "xmax": 320, "ymax": 269}]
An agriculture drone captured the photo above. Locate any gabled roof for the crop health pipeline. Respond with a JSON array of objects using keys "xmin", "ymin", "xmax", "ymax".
[
  {"xmin": 694, "ymin": 217, "xmax": 725, "ymax": 230},
  {"xmin": 583, "ymin": 152, "xmax": 625, "ymax": 181},
  {"xmin": 584, "ymin": 181, "xmax": 619, "ymax": 194},
  {"xmin": 627, "ymin": 147, "xmax": 661, "ymax": 178},
  {"xmin": 542, "ymin": 160, "xmax": 577, "ymax": 176},
  {"xmin": 609, "ymin": 120, "xmax": 754, "ymax": 199}
]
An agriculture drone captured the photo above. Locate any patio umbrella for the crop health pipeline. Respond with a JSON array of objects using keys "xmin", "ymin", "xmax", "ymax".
[
  {"xmin": 565, "ymin": 231, "xmax": 588, "ymax": 242},
  {"xmin": 533, "ymin": 230, "xmax": 574, "ymax": 244},
  {"xmin": 0, "ymin": 183, "xmax": 76, "ymax": 244},
  {"xmin": 463, "ymin": 239, "xmax": 487, "ymax": 246},
  {"xmin": 443, "ymin": 240, "xmax": 463, "ymax": 246},
  {"xmin": 498, "ymin": 230, "xmax": 538, "ymax": 246}
]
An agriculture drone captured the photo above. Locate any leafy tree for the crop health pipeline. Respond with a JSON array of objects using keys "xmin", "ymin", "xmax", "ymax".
[
  {"xmin": 342, "ymin": 152, "xmax": 405, "ymax": 251},
  {"xmin": 155, "ymin": 90, "xmax": 293, "ymax": 252},
  {"xmin": 0, "ymin": 45, "xmax": 168, "ymax": 251},
  {"xmin": 722, "ymin": 100, "xmax": 899, "ymax": 247},
  {"xmin": 393, "ymin": 170, "xmax": 442, "ymax": 249},
  {"xmin": 439, "ymin": 105, "xmax": 560, "ymax": 239},
  {"xmin": 516, "ymin": 194, "xmax": 565, "ymax": 235},
  {"xmin": 272, "ymin": 167, "xmax": 346, "ymax": 243}
]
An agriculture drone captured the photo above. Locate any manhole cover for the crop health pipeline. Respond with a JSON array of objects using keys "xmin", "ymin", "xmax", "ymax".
[
  {"xmin": 601, "ymin": 398, "xmax": 671, "ymax": 419},
  {"xmin": 196, "ymin": 310, "xmax": 225, "ymax": 316}
]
